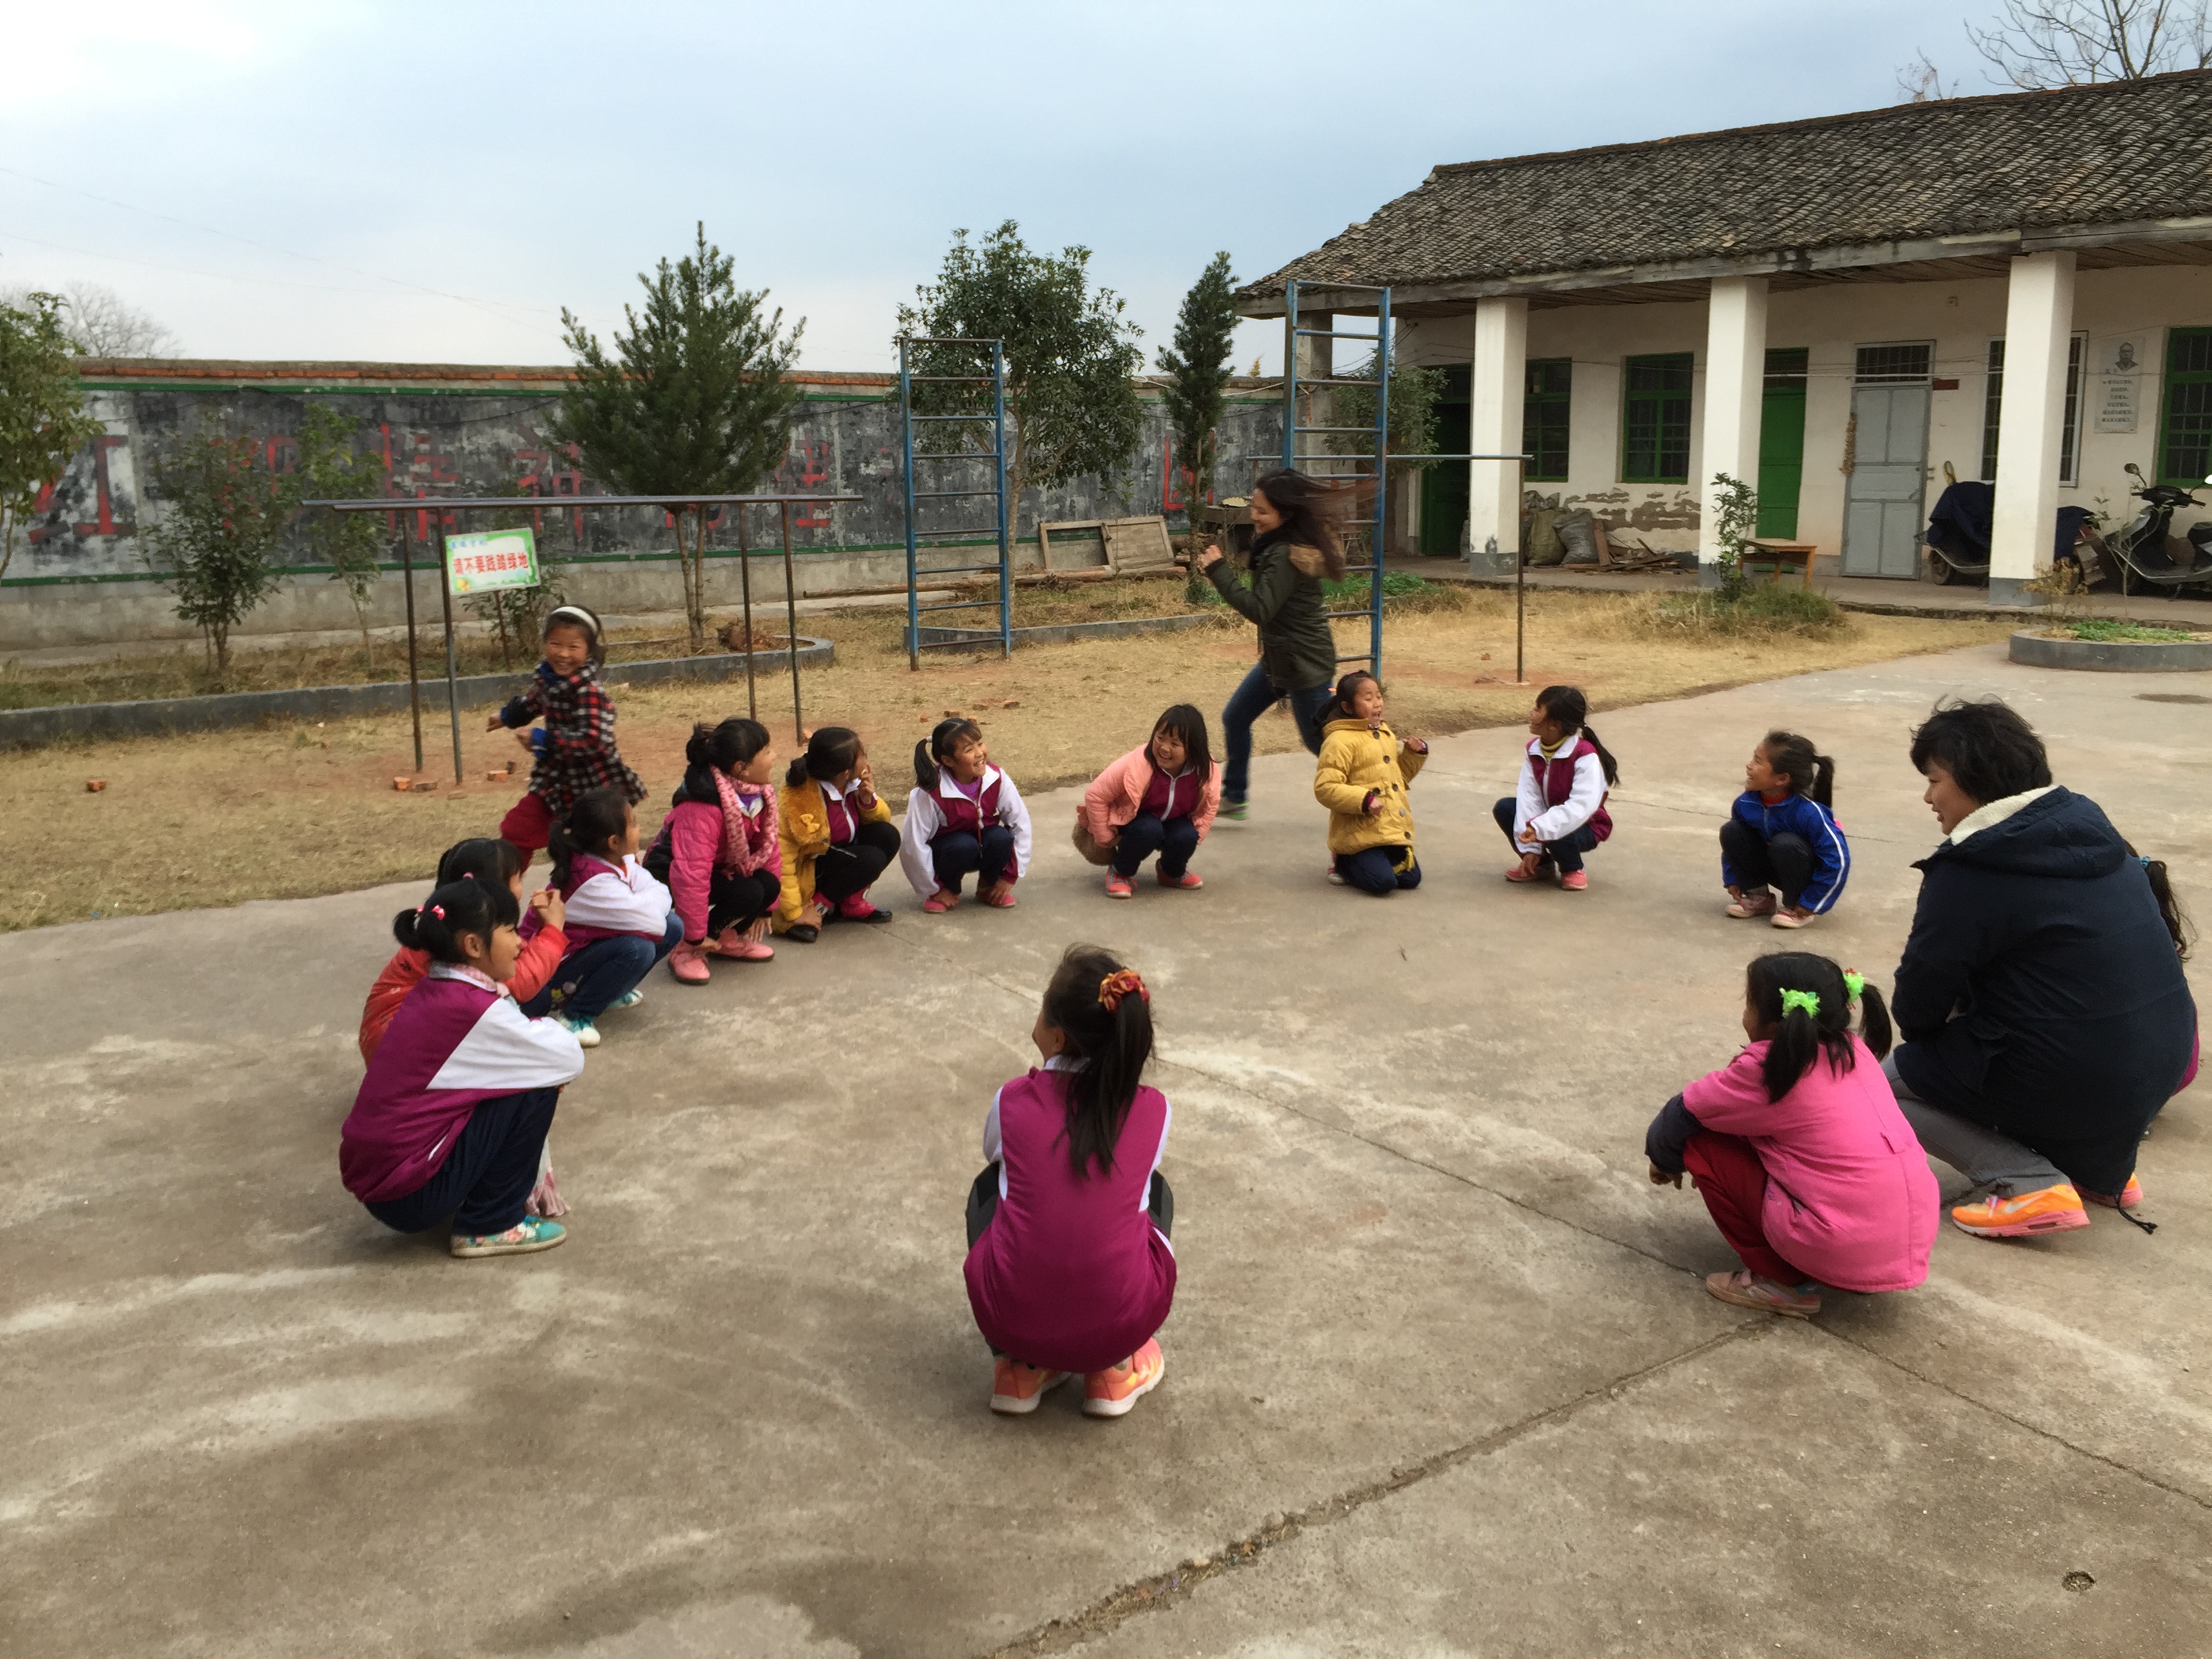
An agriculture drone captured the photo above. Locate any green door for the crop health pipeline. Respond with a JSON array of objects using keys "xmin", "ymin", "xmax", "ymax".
[
  {"xmin": 1755, "ymin": 348, "xmax": 1807, "ymax": 539},
  {"xmin": 1419, "ymin": 367, "xmax": 1471, "ymax": 554}
]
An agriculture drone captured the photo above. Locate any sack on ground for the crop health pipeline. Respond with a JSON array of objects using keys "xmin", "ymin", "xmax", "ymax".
[
  {"xmin": 1524, "ymin": 508, "xmax": 1566, "ymax": 567},
  {"xmin": 1555, "ymin": 508, "xmax": 1599, "ymax": 565},
  {"xmin": 1071, "ymin": 807, "xmax": 1115, "ymax": 866}
]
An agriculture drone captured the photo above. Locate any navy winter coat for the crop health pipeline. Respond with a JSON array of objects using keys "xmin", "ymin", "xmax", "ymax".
[
  {"xmin": 1890, "ymin": 786, "xmax": 2196, "ymax": 1195},
  {"xmin": 1722, "ymin": 790, "xmax": 1851, "ymax": 914}
]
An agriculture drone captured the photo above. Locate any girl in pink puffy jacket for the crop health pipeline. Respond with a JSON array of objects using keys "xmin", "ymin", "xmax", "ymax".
[
  {"xmin": 643, "ymin": 718, "xmax": 783, "ymax": 985},
  {"xmin": 1080, "ymin": 704, "xmax": 1222, "ymax": 901}
]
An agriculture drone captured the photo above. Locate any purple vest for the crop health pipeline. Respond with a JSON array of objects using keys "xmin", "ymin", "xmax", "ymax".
[{"xmin": 1537, "ymin": 738, "xmax": 1613, "ymax": 842}]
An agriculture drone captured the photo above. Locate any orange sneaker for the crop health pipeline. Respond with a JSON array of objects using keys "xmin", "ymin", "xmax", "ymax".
[
  {"xmin": 1082, "ymin": 1338, "xmax": 1164, "ymax": 1418},
  {"xmin": 2083, "ymin": 1176, "xmax": 2146, "ymax": 1210},
  {"xmin": 1950, "ymin": 1183, "xmax": 2091, "ymax": 1238},
  {"xmin": 989, "ymin": 1358, "xmax": 1069, "ymax": 1415}
]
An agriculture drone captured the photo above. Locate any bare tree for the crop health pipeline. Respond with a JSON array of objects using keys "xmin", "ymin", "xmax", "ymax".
[
  {"xmin": 1896, "ymin": 49, "xmax": 1959, "ymax": 100},
  {"xmin": 0, "ymin": 281, "xmax": 181, "ymax": 358},
  {"xmin": 1968, "ymin": 0, "xmax": 2211, "ymax": 86}
]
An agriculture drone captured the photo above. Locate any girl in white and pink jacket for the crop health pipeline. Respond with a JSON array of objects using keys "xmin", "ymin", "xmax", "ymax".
[{"xmin": 525, "ymin": 786, "xmax": 680, "ymax": 1046}]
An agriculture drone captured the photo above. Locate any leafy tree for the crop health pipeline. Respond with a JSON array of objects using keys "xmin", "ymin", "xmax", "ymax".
[
  {"xmin": 0, "ymin": 291, "xmax": 106, "ymax": 585},
  {"xmin": 146, "ymin": 423, "xmax": 293, "ymax": 684},
  {"xmin": 897, "ymin": 221, "xmax": 1145, "ymax": 531},
  {"xmin": 1331, "ymin": 351, "xmax": 1445, "ymax": 556},
  {"xmin": 1708, "ymin": 472, "xmax": 1760, "ymax": 603},
  {"xmin": 295, "ymin": 403, "xmax": 388, "ymax": 651},
  {"xmin": 1157, "ymin": 251, "xmax": 1239, "ymax": 517},
  {"xmin": 551, "ymin": 223, "xmax": 805, "ymax": 654}
]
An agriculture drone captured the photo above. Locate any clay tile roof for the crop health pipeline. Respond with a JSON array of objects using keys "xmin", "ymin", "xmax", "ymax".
[{"xmin": 1237, "ymin": 70, "xmax": 2212, "ymax": 303}]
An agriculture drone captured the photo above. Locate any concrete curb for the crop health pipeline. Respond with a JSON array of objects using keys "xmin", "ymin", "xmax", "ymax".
[
  {"xmin": 0, "ymin": 638, "xmax": 834, "ymax": 749},
  {"xmin": 915, "ymin": 611, "xmax": 1230, "ymax": 650},
  {"xmin": 2007, "ymin": 628, "xmax": 2212, "ymax": 672}
]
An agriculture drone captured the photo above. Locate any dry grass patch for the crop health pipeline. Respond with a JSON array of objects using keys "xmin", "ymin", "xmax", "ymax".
[{"xmin": 4, "ymin": 588, "xmax": 2007, "ymax": 931}]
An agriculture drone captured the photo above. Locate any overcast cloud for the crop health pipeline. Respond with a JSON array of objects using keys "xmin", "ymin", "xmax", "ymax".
[{"xmin": 1, "ymin": 0, "xmax": 1999, "ymax": 374}]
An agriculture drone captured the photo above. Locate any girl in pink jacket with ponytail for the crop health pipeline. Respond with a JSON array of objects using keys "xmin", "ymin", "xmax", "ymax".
[
  {"xmin": 643, "ymin": 718, "xmax": 783, "ymax": 985},
  {"xmin": 1080, "ymin": 705, "xmax": 1222, "ymax": 901}
]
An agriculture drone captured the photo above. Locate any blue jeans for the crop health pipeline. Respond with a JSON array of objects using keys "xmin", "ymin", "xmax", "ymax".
[
  {"xmin": 932, "ymin": 825, "xmax": 1017, "ymax": 894},
  {"xmin": 1221, "ymin": 660, "xmax": 1333, "ymax": 802},
  {"xmin": 1494, "ymin": 797, "xmax": 1599, "ymax": 874},
  {"xmin": 523, "ymin": 912, "xmax": 682, "ymax": 1021},
  {"xmin": 1336, "ymin": 844, "xmax": 1421, "ymax": 894},
  {"xmin": 365, "ymin": 1086, "xmax": 558, "ymax": 1237},
  {"xmin": 1110, "ymin": 812, "xmax": 1199, "ymax": 878}
]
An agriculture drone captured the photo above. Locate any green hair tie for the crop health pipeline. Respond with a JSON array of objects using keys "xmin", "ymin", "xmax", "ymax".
[
  {"xmin": 1780, "ymin": 988, "xmax": 1822, "ymax": 1019},
  {"xmin": 1842, "ymin": 970, "xmax": 1865, "ymax": 1006}
]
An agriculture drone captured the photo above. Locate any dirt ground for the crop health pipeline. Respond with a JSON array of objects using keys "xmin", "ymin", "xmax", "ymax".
[{"xmin": 2, "ymin": 586, "xmax": 2009, "ymax": 931}]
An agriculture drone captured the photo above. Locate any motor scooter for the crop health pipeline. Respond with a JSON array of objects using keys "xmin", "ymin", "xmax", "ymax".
[{"xmin": 2084, "ymin": 464, "xmax": 2212, "ymax": 597}]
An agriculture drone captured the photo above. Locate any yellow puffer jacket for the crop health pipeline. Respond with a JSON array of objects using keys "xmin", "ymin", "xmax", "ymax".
[
  {"xmin": 1313, "ymin": 718, "xmax": 1427, "ymax": 855},
  {"xmin": 776, "ymin": 777, "xmax": 894, "ymax": 929}
]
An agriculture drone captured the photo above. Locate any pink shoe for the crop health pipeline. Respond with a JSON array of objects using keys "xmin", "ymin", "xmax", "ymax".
[
  {"xmin": 980, "ymin": 886, "xmax": 1017, "ymax": 909},
  {"xmin": 708, "ymin": 925, "xmax": 773, "ymax": 961},
  {"xmin": 668, "ymin": 940, "xmax": 712, "ymax": 985},
  {"xmin": 1505, "ymin": 859, "xmax": 1553, "ymax": 884},
  {"xmin": 1725, "ymin": 889, "xmax": 1777, "ymax": 919},
  {"xmin": 1158, "ymin": 869, "xmax": 1203, "ymax": 890},
  {"xmin": 922, "ymin": 888, "xmax": 958, "ymax": 914},
  {"xmin": 1704, "ymin": 1270, "xmax": 1820, "ymax": 1319},
  {"xmin": 837, "ymin": 891, "xmax": 890, "ymax": 923},
  {"xmin": 1105, "ymin": 872, "xmax": 1134, "ymax": 899},
  {"xmin": 1559, "ymin": 869, "xmax": 1589, "ymax": 891}
]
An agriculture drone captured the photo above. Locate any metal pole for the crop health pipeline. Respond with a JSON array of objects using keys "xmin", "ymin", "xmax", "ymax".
[
  {"xmin": 431, "ymin": 508, "xmax": 464, "ymax": 783},
  {"xmin": 1281, "ymin": 280, "xmax": 1298, "ymax": 472},
  {"xmin": 398, "ymin": 509, "xmax": 423, "ymax": 773},
  {"xmin": 781, "ymin": 499, "xmax": 804, "ymax": 743},
  {"xmin": 994, "ymin": 340, "xmax": 1011, "ymax": 657},
  {"xmin": 900, "ymin": 337, "xmax": 920, "ymax": 672},
  {"xmin": 1372, "ymin": 285, "xmax": 1391, "ymax": 675},
  {"xmin": 1515, "ymin": 455, "xmax": 1527, "ymax": 687},
  {"xmin": 737, "ymin": 505, "xmax": 757, "ymax": 722}
]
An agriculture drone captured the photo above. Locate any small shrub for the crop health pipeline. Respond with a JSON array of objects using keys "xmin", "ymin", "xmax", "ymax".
[
  {"xmin": 1321, "ymin": 571, "xmax": 1470, "ymax": 614},
  {"xmin": 2067, "ymin": 619, "xmax": 2198, "ymax": 642},
  {"xmin": 1639, "ymin": 584, "xmax": 1847, "ymax": 639}
]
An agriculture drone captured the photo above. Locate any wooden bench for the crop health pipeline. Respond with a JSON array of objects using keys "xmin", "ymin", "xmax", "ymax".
[{"xmin": 1744, "ymin": 538, "xmax": 1818, "ymax": 588}]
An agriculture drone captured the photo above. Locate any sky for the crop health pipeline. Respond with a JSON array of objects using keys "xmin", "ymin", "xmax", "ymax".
[{"xmin": 0, "ymin": 0, "xmax": 2004, "ymax": 376}]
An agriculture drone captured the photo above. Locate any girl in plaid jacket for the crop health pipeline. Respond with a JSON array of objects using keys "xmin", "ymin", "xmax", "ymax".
[{"xmin": 489, "ymin": 605, "xmax": 647, "ymax": 867}]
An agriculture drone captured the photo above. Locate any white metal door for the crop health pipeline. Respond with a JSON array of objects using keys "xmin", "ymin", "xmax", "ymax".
[{"xmin": 1843, "ymin": 352, "xmax": 1931, "ymax": 579}]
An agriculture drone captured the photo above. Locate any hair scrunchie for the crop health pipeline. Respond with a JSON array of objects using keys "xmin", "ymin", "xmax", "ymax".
[
  {"xmin": 1841, "ymin": 970, "xmax": 1865, "ymax": 1006},
  {"xmin": 1779, "ymin": 987, "xmax": 1820, "ymax": 1019},
  {"xmin": 1099, "ymin": 968, "xmax": 1149, "ymax": 1012}
]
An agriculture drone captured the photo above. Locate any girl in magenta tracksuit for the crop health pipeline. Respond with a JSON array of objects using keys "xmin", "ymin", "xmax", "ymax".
[
  {"xmin": 341, "ymin": 876, "xmax": 584, "ymax": 1259},
  {"xmin": 524, "ymin": 786, "xmax": 680, "ymax": 1047},
  {"xmin": 901, "ymin": 717, "xmax": 1034, "ymax": 912},
  {"xmin": 643, "ymin": 718, "xmax": 782, "ymax": 985},
  {"xmin": 1496, "ymin": 684, "xmax": 1619, "ymax": 891},
  {"xmin": 1643, "ymin": 951, "xmax": 1939, "ymax": 1319},
  {"xmin": 964, "ymin": 946, "xmax": 1175, "ymax": 1419}
]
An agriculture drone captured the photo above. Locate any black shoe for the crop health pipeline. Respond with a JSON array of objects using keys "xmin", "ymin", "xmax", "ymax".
[
  {"xmin": 850, "ymin": 905, "xmax": 893, "ymax": 924},
  {"xmin": 785, "ymin": 922, "xmax": 820, "ymax": 943}
]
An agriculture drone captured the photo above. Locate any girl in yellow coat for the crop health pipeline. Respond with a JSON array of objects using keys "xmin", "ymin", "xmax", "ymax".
[
  {"xmin": 776, "ymin": 727, "xmax": 899, "ymax": 942},
  {"xmin": 1313, "ymin": 671, "xmax": 1429, "ymax": 895}
]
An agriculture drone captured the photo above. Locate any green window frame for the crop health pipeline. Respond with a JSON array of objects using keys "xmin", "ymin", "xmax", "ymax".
[
  {"xmin": 2158, "ymin": 327, "xmax": 2212, "ymax": 485},
  {"xmin": 1621, "ymin": 352, "xmax": 1692, "ymax": 483},
  {"xmin": 1523, "ymin": 359, "xmax": 1572, "ymax": 481}
]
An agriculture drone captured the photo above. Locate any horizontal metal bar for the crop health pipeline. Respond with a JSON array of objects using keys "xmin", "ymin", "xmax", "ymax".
[
  {"xmin": 912, "ymin": 527, "xmax": 1002, "ymax": 539},
  {"xmin": 1323, "ymin": 609, "xmax": 1376, "ymax": 619},
  {"xmin": 916, "ymin": 563, "xmax": 1010, "ymax": 575},
  {"xmin": 1295, "ymin": 376, "xmax": 1383, "ymax": 387},
  {"xmin": 912, "ymin": 453, "xmax": 1004, "ymax": 461},
  {"xmin": 1388, "ymin": 453, "xmax": 1534, "ymax": 462},
  {"xmin": 909, "ymin": 413, "xmax": 996, "ymax": 422},
  {"xmin": 897, "ymin": 337, "xmax": 1005, "ymax": 346},
  {"xmin": 1293, "ymin": 280, "xmax": 1389, "ymax": 292},
  {"xmin": 916, "ymin": 600, "xmax": 1006, "ymax": 614},
  {"xmin": 905, "ymin": 375, "xmax": 997, "ymax": 382},
  {"xmin": 1294, "ymin": 330, "xmax": 1384, "ymax": 341},
  {"xmin": 910, "ymin": 489, "xmax": 1003, "ymax": 499},
  {"xmin": 1333, "ymin": 652, "xmax": 1377, "ymax": 663},
  {"xmin": 1294, "ymin": 426, "xmax": 1380, "ymax": 434},
  {"xmin": 1340, "ymin": 563, "xmax": 1378, "ymax": 574},
  {"xmin": 304, "ymin": 492, "xmax": 861, "ymax": 512}
]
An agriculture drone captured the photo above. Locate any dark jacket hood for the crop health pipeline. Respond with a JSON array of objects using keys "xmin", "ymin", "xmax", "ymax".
[
  {"xmin": 668, "ymin": 763, "xmax": 722, "ymax": 809},
  {"xmin": 1918, "ymin": 785, "xmax": 2127, "ymax": 881}
]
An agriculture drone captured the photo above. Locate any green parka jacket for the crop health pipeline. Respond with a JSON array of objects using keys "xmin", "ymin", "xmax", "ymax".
[{"xmin": 1206, "ymin": 535, "xmax": 1337, "ymax": 691}]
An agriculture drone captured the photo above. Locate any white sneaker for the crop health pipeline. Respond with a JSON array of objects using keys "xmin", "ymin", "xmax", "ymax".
[
  {"xmin": 1326, "ymin": 865, "xmax": 1347, "ymax": 886},
  {"xmin": 560, "ymin": 1016, "xmax": 601, "ymax": 1048}
]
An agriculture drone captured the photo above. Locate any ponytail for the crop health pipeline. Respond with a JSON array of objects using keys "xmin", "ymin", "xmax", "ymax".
[
  {"xmin": 1537, "ymin": 684, "xmax": 1620, "ymax": 785},
  {"xmin": 789, "ymin": 725, "xmax": 863, "ymax": 789},
  {"xmin": 915, "ymin": 717, "xmax": 982, "ymax": 791},
  {"xmin": 1747, "ymin": 951, "xmax": 1886, "ymax": 1101},
  {"xmin": 391, "ymin": 876, "xmax": 517, "ymax": 964},
  {"xmin": 1040, "ymin": 945, "xmax": 1155, "ymax": 1176},
  {"xmin": 1763, "ymin": 729, "xmax": 1836, "ymax": 807},
  {"xmin": 434, "ymin": 836, "xmax": 523, "ymax": 891},
  {"xmin": 548, "ymin": 785, "xmax": 632, "ymax": 889},
  {"xmin": 686, "ymin": 716, "xmax": 770, "ymax": 777},
  {"xmin": 2127, "ymin": 842, "xmax": 2194, "ymax": 960}
]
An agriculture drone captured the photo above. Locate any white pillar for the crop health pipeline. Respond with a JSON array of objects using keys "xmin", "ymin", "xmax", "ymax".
[
  {"xmin": 1989, "ymin": 251, "xmax": 2076, "ymax": 605},
  {"xmin": 1698, "ymin": 274, "xmax": 1769, "ymax": 581},
  {"xmin": 1467, "ymin": 297, "xmax": 1527, "ymax": 571}
]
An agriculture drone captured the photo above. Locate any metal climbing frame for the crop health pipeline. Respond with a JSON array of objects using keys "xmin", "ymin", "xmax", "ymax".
[
  {"xmin": 899, "ymin": 336, "xmax": 1012, "ymax": 669},
  {"xmin": 1280, "ymin": 279, "xmax": 1392, "ymax": 674}
]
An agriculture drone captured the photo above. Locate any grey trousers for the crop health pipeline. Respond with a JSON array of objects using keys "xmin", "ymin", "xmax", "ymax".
[{"xmin": 1883, "ymin": 1052, "xmax": 2066, "ymax": 1197}]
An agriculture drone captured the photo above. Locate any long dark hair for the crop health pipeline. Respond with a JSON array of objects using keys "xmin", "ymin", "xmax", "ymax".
[
  {"xmin": 1909, "ymin": 697, "xmax": 2049, "ymax": 805},
  {"xmin": 434, "ymin": 836, "xmax": 523, "ymax": 892},
  {"xmin": 2127, "ymin": 841, "xmax": 2194, "ymax": 960},
  {"xmin": 1762, "ymin": 729, "xmax": 1835, "ymax": 806},
  {"xmin": 1251, "ymin": 468, "xmax": 1348, "ymax": 579},
  {"xmin": 391, "ymin": 876, "xmax": 518, "ymax": 964},
  {"xmin": 1746, "ymin": 951, "xmax": 1893, "ymax": 1103},
  {"xmin": 548, "ymin": 785, "xmax": 633, "ymax": 888},
  {"xmin": 790, "ymin": 724, "xmax": 864, "ymax": 788},
  {"xmin": 1149, "ymin": 704, "xmax": 1212, "ymax": 778},
  {"xmin": 913, "ymin": 716, "xmax": 983, "ymax": 790},
  {"xmin": 1536, "ymin": 685, "xmax": 1620, "ymax": 785},
  {"xmin": 1042, "ymin": 945, "xmax": 1155, "ymax": 1176},
  {"xmin": 1322, "ymin": 670, "xmax": 1380, "ymax": 723},
  {"xmin": 687, "ymin": 717, "xmax": 770, "ymax": 776}
]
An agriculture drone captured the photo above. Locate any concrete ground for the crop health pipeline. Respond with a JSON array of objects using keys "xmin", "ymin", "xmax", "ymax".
[{"xmin": 3, "ymin": 642, "xmax": 2207, "ymax": 1658}]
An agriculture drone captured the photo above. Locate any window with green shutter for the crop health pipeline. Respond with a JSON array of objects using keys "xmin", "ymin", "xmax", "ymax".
[
  {"xmin": 1523, "ymin": 359, "xmax": 1571, "ymax": 480},
  {"xmin": 2158, "ymin": 328, "xmax": 2212, "ymax": 485},
  {"xmin": 1622, "ymin": 352, "xmax": 1692, "ymax": 483}
]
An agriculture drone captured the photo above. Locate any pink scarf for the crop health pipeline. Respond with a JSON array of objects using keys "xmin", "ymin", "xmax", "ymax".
[{"xmin": 712, "ymin": 770, "xmax": 772, "ymax": 873}]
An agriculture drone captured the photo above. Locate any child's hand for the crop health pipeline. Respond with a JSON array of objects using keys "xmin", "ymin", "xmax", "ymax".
[
  {"xmin": 483, "ymin": 714, "xmax": 504, "ymax": 733},
  {"xmin": 1517, "ymin": 824, "xmax": 1542, "ymax": 846},
  {"xmin": 855, "ymin": 756, "xmax": 877, "ymax": 808},
  {"xmin": 1362, "ymin": 790, "xmax": 1383, "ymax": 817},
  {"xmin": 514, "ymin": 729, "xmax": 537, "ymax": 756},
  {"xmin": 1649, "ymin": 1164, "xmax": 1683, "ymax": 1189},
  {"xmin": 1404, "ymin": 735, "xmax": 1428, "ymax": 754},
  {"xmin": 529, "ymin": 888, "xmax": 565, "ymax": 933}
]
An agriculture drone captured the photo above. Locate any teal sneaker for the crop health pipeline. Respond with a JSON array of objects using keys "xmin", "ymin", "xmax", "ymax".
[
  {"xmin": 559, "ymin": 1015, "xmax": 601, "ymax": 1048},
  {"xmin": 1218, "ymin": 799, "xmax": 1249, "ymax": 822},
  {"xmin": 609, "ymin": 987, "xmax": 645, "ymax": 1010},
  {"xmin": 451, "ymin": 1216, "xmax": 567, "ymax": 1258}
]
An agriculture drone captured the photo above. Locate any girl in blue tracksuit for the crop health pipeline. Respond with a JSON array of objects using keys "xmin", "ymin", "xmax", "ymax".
[{"xmin": 1720, "ymin": 730, "xmax": 1849, "ymax": 930}]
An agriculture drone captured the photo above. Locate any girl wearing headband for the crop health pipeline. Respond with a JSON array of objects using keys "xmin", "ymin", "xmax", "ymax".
[
  {"xmin": 487, "ymin": 603, "xmax": 647, "ymax": 869},
  {"xmin": 1643, "ymin": 951, "xmax": 1936, "ymax": 1319},
  {"xmin": 962, "ymin": 945, "xmax": 1176, "ymax": 1418}
]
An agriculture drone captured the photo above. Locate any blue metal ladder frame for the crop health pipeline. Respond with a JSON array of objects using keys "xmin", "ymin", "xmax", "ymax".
[
  {"xmin": 1280, "ymin": 279, "xmax": 1393, "ymax": 674},
  {"xmin": 898, "ymin": 337, "xmax": 1012, "ymax": 669}
]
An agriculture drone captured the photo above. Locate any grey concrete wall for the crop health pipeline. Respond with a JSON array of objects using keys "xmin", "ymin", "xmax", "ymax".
[{"xmin": 3, "ymin": 372, "xmax": 1284, "ymax": 653}]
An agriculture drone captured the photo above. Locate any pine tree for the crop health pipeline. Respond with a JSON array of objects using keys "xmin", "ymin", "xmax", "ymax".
[{"xmin": 1157, "ymin": 252, "xmax": 1239, "ymax": 516}]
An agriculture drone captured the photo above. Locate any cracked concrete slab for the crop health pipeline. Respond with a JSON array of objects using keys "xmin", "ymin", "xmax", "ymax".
[{"xmin": 1, "ymin": 641, "xmax": 2205, "ymax": 1657}]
